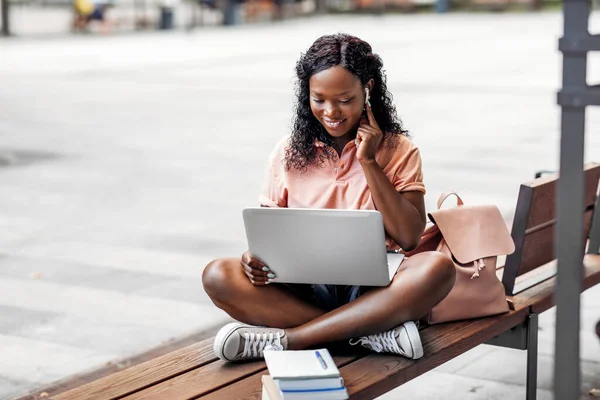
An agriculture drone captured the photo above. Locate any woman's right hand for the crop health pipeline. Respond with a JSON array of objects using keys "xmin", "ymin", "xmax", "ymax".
[{"xmin": 241, "ymin": 251, "xmax": 276, "ymax": 286}]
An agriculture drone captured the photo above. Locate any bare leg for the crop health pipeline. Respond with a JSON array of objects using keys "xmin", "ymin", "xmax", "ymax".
[
  {"xmin": 285, "ymin": 252, "xmax": 455, "ymax": 349},
  {"xmin": 203, "ymin": 252, "xmax": 455, "ymax": 349},
  {"xmin": 202, "ymin": 258, "xmax": 326, "ymax": 328}
]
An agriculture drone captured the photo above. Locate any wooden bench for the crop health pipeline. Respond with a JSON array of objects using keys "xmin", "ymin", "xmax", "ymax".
[{"xmin": 35, "ymin": 163, "xmax": 600, "ymax": 400}]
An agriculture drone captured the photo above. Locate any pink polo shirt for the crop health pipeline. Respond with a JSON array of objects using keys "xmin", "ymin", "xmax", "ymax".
[{"xmin": 259, "ymin": 134, "xmax": 426, "ymax": 250}]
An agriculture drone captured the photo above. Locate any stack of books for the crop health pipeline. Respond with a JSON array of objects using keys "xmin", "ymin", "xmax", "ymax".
[{"xmin": 261, "ymin": 348, "xmax": 349, "ymax": 400}]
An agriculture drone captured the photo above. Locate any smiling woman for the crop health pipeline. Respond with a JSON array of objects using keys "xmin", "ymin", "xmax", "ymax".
[
  {"xmin": 287, "ymin": 33, "xmax": 408, "ymax": 171},
  {"xmin": 309, "ymin": 66, "xmax": 365, "ymax": 141},
  {"xmin": 202, "ymin": 33, "xmax": 456, "ymax": 365}
]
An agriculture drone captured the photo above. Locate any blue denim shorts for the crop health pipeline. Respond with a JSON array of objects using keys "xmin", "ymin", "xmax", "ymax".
[{"xmin": 283, "ymin": 283, "xmax": 367, "ymax": 312}]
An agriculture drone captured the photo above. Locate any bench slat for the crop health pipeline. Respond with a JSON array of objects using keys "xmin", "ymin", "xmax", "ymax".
[
  {"xmin": 122, "ymin": 359, "xmax": 267, "ymax": 400},
  {"xmin": 512, "ymin": 261, "xmax": 556, "ymax": 294},
  {"xmin": 518, "ymin": 209, "xmax": 593, "ymax": 277},
  {"xmin": 340, "ymin": 307, "xmax": 529, "ymax": 400},
  {"xmin": 199, "ymin": 356, "xmax": 359, "ymax": 400},
  {"xmin": 511, "ymin": 254, "xmax": 600, "ymax": 314},
  {"xmin": 199, "ymin": 371, "xmax": 263, "ymax": 400},
  {"xmin": 525, "ymin": 163, "xmax": 600, "ymax": 229},
  {"xmin": 503, "ymin": 163, "xmax": 600, "ymax": 295},
  {"xmin": 54, "ymin": 339, "xmax": 216, "ymax": 400}
]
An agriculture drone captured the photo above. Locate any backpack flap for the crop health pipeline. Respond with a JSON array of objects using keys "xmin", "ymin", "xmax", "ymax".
[{"xmin": 428, "ymin": 204, "xmax": 515, "ymax": 264}]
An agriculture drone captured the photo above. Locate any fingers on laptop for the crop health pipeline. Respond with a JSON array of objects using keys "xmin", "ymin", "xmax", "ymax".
[
  {"xmin": 242, "ymin": 262, "xmax": 267, "ymax": 278},
  {"xmin": 242, "ymin": 251, "xmax": 268, "ymax": 269},
  {"xmin": 243, "ymin": 269, "xmax": 269, "ymax": 285},
  {"xmin": 242, "ymin": 253, "xmax": 272, "ymax": 276},
  {"xmin": 241, "ymin": 254, "xmax": 275, "ymax": 285}
]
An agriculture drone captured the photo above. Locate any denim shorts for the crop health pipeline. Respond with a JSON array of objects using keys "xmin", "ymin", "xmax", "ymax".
[{"xmin": 282, "ymin": 283, "xmax": 367, "ymax": 312}]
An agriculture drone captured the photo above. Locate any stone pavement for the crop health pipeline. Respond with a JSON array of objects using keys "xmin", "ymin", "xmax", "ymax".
[{"xmin": 1, "ymin": 11, "xmax": 600, "ymax": 400}]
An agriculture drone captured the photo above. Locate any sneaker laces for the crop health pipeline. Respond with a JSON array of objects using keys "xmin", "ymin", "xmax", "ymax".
[
  {"xmin": 349, "ymin": 329, "xmax": 406, "ymax": 356},
  {"xmin": 242, "ymin": 331, "xmax": 283, "ymax": 358}
]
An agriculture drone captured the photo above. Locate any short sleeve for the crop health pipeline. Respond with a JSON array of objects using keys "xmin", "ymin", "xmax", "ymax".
[
  {"xmin": 258, "ymin": 138, "xmax": 288, "ymax": 207},
  {"xmin": 393, "ymin": 145, "xmax": 426, "ymax": 194}
]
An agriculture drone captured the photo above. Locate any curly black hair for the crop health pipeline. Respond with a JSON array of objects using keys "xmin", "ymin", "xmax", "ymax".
[{"xmin": 284, "ymin": 33, "xmax": 408, "ymax": 172}]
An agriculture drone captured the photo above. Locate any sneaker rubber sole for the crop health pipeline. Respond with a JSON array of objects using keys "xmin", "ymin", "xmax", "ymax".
[
  {"xmin": 403, "ymin": 321, "xmax": 424, "ymax": 359},
  {"xmin": 213, "ymin": 322, "xmax": 243, "ymax": 362}
]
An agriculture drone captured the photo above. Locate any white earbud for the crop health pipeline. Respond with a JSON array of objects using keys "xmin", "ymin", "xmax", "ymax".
[{"xmin": 365, "ymin": 87, "xmax": 371, "ymax": 107}]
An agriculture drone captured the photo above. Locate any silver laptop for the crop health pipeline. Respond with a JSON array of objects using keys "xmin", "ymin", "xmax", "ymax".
[{"xmin": 242, "ymin": 207, "xmax": 405, "ymax": 286}]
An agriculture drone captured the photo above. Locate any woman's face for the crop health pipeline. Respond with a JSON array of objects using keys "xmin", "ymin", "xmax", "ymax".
[{"xmin": 309, "ymin": 66, "xmax": 368, "ymax": 139}]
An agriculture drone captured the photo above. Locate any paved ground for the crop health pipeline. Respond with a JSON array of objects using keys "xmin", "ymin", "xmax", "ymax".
[{"xmin": 1, "ymin": 11, "xmax": 600, "ymax": 400}]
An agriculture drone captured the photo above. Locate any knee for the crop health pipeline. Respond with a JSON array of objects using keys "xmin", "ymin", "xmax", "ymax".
[
  {"xmin": 202, "ymin": 258, "xmax": 235, "ymax": 301},
  {"xmin": 422, "ymin": 251, "xmax": 456, "ymax": 294}
]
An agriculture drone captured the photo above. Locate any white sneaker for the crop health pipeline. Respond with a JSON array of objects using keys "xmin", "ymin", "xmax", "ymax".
[
  {"xmin": 349, "ymin": 321, "xmax": 423, "ymax": 359},
  {"xmin": 213, "ymin": 322, "xmax": 288, "ymax": 362}
]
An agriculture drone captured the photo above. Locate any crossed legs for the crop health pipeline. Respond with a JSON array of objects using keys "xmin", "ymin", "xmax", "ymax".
[{"xmin": 202, "ymin": 251, "xmax": 455, "ymax": 350}]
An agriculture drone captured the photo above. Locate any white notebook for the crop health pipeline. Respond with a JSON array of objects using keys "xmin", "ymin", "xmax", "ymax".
[{"xmin": 264, "ymin": 349, "xmax": 340, "ymax": 380}]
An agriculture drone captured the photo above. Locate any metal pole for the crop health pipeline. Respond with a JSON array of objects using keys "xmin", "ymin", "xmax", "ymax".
[
  {"xmin": 1, "ymin": 0, "xmax": 9, "ymax": 36},
  {"xmin": 526, "ymin": 314, "xmax": 538, "ymax": 400},
  {"xmin": 555, "ymin": 0, "xmax": 589, "ymax": 397},
  {"xmin": 555, "ymin": 104, "xmax": 585, "ymax": 400}
]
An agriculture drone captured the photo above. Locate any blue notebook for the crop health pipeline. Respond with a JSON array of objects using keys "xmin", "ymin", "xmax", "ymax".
[
  {"xmin": 277, "ymin": 376, "xmax": 345, "ymax": 391},
  {"xmin": 262, "ymin": 375, "xmax": 349, "ymax": 400}
]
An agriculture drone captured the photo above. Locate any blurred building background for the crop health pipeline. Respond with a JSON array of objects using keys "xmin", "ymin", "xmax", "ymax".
[{"xmin": 2, "ymin": 0, "xmax": 598, "ymax": 36}]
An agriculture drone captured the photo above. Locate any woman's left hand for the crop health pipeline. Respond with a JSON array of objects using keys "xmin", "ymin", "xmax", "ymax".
[{"xmin": 355, "ymin": 103, "xmax": 383, "ymax": 164}]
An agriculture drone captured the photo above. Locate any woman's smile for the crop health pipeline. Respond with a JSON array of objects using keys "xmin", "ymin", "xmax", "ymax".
[
  {"xmin": 322, "ymin": 117, "xmax": 347, "ymax": 130},
  {"xmin": 309, "ymin": 66, "xmax": 365, "ymax": 140}
]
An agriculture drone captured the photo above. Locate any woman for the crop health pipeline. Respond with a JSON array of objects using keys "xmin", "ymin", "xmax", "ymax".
[{"xmin": 202, "ymin": 33, "xmax": 455, "ymax": 362}]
